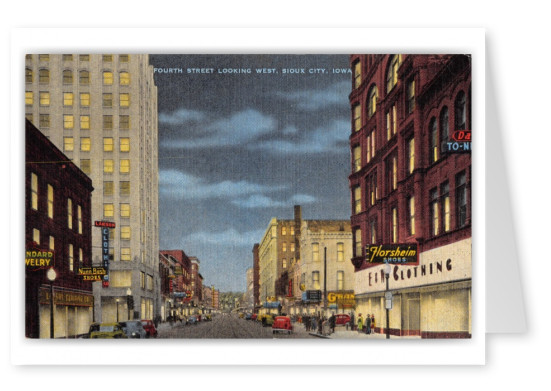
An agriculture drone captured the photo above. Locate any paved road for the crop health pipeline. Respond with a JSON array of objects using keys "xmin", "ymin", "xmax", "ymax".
[{"xmin": 158, "ymin": 313, "xmax": 317, "ymax": 339}]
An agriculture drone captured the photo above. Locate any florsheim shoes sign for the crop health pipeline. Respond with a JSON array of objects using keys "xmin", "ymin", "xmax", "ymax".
[{"xmin": 365, "ymin": 243, "xmax": 419, "ymax": 265}]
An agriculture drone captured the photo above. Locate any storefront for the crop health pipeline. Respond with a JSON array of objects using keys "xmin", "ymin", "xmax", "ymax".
[
  {"xmin": 354, "ymin": 238, "xmax": 471, "ymax": 338},
  {"xmin": 38, "ymin": 286, "xmax": 94, "ymax": 338}
]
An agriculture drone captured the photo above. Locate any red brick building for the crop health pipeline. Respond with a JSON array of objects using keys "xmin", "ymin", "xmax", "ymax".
[
  {"xmin": 159, "ymin": 250, "xmax": 192, "ymax": 317},
  {"xmin": 349, "ymin": 55, "xmax": 472, "ymax": 338},
  {"xmin": 25, "ymin": 119, "xmax": 94, "ymax": 338}
]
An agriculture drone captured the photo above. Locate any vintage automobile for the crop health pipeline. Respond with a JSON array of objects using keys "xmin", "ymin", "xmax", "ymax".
[
  {"xmin": 335, "ymin": 314, "xmax": 351, "ymax": 327},
  {"xmin": 120, "ymin": 320, "xmax": 147, "ymax": 339},
  {"xmin": 251, "ymin": 313, "xmax": 258, "ymax": 321},
  {"xmin": 140, "ymin": 319, "xmax": 158, "ymax": 338},
  {"xmin": 89, "ymin": 322, "xmax": 127, "ymax": 339},
  {"xmin": 272, "ymin": 316, "xmax": 293, "ymax": 334},
  {"xmin": 259, "ymin": 314, "xmax": 274, "ymax": 327}
]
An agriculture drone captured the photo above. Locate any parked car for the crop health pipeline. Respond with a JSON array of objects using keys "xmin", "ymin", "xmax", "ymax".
[
  {"xmin": 245, "ymin": 313, "xmax": 252, "ymax": 320},
  {"xmin": 120, "ymin": 320, "xmax": 147, "ymax": 339},
  {"xmin": 272, "ymin": 316, "xmax": 293, "ymax": 334},
  {"xmin": 251, "ymin": 313, "xmax": 257, "ymax": 321},
  {"xmin": 335, "ymin": 314, "xmax": 351, "ymax": 327},
  {"xmin": 187, "ymin": 316, "xmax": 198, "ymax": 325},
  {"xmin": 141, "ymin": 319, "xmax": 158, "ymax": 338},
  {"xmin": 90, "ymin": 322, "xmax": 127, "ymax": 339}
]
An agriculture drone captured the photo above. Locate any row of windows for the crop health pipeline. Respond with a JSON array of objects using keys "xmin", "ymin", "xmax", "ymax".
[
  {"xmin": 307, "ymin": 270, "xmax": 346, "ymax": 291},
  {"xmin": 281, "ymin": 242, "xmax": 295, "ymax": 252},
  {"xmin": 310, "ymin": 243, "xmax": 345, "ymax": 262},
  {"xmin": 26, "ymin": 91, "xmax": 130, "ymax": 107},
  {"xmin": 63, "ymin": 137, "xmax": 131, "ymax": 152},
  {"xmin": 26, "ymin": 113, "xmax": 131, "ymax": 131},
  {"xmin": 103, "ymin": 203, "xmax": 131, "ymax": 218},
  {"xmin": 31, "ymin": 228, "xmax": 83, "ymax": 272},
  {"xmin": 28, "ymin": 54, "xmax": 130, "ymax": 63},
  {"xmin": 352, "ymin": 55, "xmax": 403, "ymax": 94},
  {"xmin": 30, "ymin": 172, "xmax": 83, "ymax": 233},
  {"xmin": 281, "ymin": 226, "xmax": 295, "ymax": 236},
  {"xmin": 103, "ymin": 181, "xmax": 131, "ymax": 196},
  {"xmin": 352, "ymin": 170, "xmax": 469, "ymax": 257},
  {"xmin": 26, "ymin": 68, "xmax": 131, "ymax": 86}
]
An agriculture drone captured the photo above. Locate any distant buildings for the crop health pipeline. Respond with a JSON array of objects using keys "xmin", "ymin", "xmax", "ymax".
[
  {"xmin": 25, "ymin": 120, "xmax": 94, "ymax": 338},
  {"xmin": 25, "ymin": 54, "xmax": 160, "ymax": 323},
  {"xmin": 348, "ymin": 54, "xmax": 472, "ymax": 337}
]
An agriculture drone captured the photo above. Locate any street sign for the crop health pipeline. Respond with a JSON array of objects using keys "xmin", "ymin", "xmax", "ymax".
[
  {"xmin": 385, "ymin": 291, "xmax": 393, "ymax": 300},
  {"xmin": 385, "ymin": 299, "xmax": 393, "ymax": 310}
]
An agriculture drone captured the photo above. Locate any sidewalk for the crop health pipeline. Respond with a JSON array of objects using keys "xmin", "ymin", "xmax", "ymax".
[{"xmin": 295, "ymin": 322, "xmax": 421, "ymax": 339}]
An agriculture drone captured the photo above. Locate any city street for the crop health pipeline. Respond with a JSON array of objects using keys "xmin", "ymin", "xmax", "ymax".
[{"xmin": 158, "ymin": 313, "xmax": 318, "ymax": 339}]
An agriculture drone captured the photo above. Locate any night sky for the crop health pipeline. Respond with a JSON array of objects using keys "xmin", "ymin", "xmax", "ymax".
[{"xmin": 149, "ymin": 55, "xmax": 352, "ymax": 292}]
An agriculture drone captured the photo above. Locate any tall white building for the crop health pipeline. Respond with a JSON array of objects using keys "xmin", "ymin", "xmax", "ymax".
[{"xmin": 25, "ymin": 54, "xmax": 160, "ymax": 323}]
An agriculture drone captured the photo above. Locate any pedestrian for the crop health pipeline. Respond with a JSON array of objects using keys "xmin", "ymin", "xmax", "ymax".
[
  {"xmin": 329, "ymin": 313, "xmax": 336, "ymax": 334},
  {"xmin": 350, "ymin": 312, "xmax": 355, "ymax": 331},
  {"xmin": 305, "ymin": 316, "xmax": 310, "ymax": 331},
  {"xmin": 371, "ymin": 314, "xmax": 375, "ymax": 334},
  {"xmin": 365, "ymin": 313, "xmax": 371, "ymax": 334},
  {"xmin": 318, "ymin": 314, "xmax": 323, "ymax": 335},
  {"xmin": 311, "ymin": 316, "xmax": 316, "ymax": 331},
  {"xmin": 357, "ymin": 313, "xmax": 363, "ymax": 333}
]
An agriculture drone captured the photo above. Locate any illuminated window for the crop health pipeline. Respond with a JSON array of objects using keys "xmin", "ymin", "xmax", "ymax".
[
  {"xmin": 120, "ymin": 159, "xmax": 130, "ymax": 173},
  {"xmin": 392, "ymin": 105, "xmax": 397, "ymax": 135},
  {"xmin": 430, "ymin": 188, "xmax": 439, "ymax": 236},
  {"xmin": 26, "ymin": 68, "xmax": 33, "ymax": 83},
  {"xmin": 367, "ymin": 85, "xmax": 378, "ymax": 118},
  {"xmin": 63, "ymin": 137, "xmax": 74, "ymax": 152},
  {"xmin": 353, "ymin": 61, "xmax": 361, "ymax": 88},
  {"xmin": 25, "ymin": 91, "xmax": 33, "ymax": 105},
  {"xmin": 104, "ymin": 181, "xmax": 114, "ymax": 196},
  {"xmin": 63, "ymin": 115, "xmax": 74, "ymax": 130},
  {"xmin": 353, "ymin": 104, "xmax": 361, "ymax": 132},
  {"xmin": 312, "ymin": 271, "xmax": 320, "ymax": 290},
  {"xmin": 103, "ymin": 159, "xmax": 114, "ymax": 173},
  {"xmin": 68, "ymin": 244, "xmax": 74, "ymax": 271},
  {"xmin": 291, "ymin": 243, "xmax": 295, "ymax": 252},
  {"xmin": 103, "ymin": 203, "xmax": 114, "ymax": 218},
  {"xmin": 407, "ymin": 79, "xmax": 415, "ymax": 114},
  {"xmin": 386, "ymin": 54, "xmax": 401, "ymax": 92},
  {"xmin": 80, "ymin": 159, "xmax": 91, "ymax": 174},
  {"xmin": 353, "ymin": 145, "xmax": 361, "ymax": 172},
  {"xmin": 80, "ymin": 137, "xmax": 91, "ymax": 152},
  {"xmin": 441, "ymin": 181, "xmax": 450, "ymax": 232},
  {"xmin": 282, "ymin": 226, "xmax": 287, "ymax": 235},
  {"xmin": 103, "ymin": 137, "xmax": 114, "ymax": 152},
  {"xmin": 103, "ymin": 115, "xmax": 113, "ymax": 130},
  {"xmin": 33, "ymin": 228, "xmax": 40, "ymax": 244},
  {"xmin": 408, "ymin": 196, "xmax": 415, "ymax": 236},
  {"xmin": 121, "ymin": 226, "xmax": 131, "ymax": 240},
  {"xmin": 119, "ymin": 137, "xmax": 130, "ymax": 152},
  {"xmin": 119, "ymin": 93, "xmax": 130, "ymax": 107},
  {"xmin": 354, "ymin": 228, "xmax": 362, "ymax": 257},
  {"xmin": 337, "ymin": 271, "xmax": 344, "ymax": 290},
  {"xmin": 47, "ymin": 184, "xmax": 54, "ymax": 219},
  {"xmin": 31, "ymin": 173, "xmax": 38, "ymax": 210},
  {"xmin": 282, "ymin": 242, "xmax": 287, "ymax": 252},
  {"xmin": 371, "ymin": 128, "xmax": 376, "ymax": 158},
  {"xmin": 39, "ymin": 92, "xmax": 50, "ymax": 106},
  {"xmin": 49, "ymin": 236, "xmax": 55, "ymax": 251},
  {"xmin": 370, "ymin": 219, "xmax": 377, "ymax": 244},
  {"xmin": 77, "ymin": 205, "xmax": 82, "ymax": 234},
  {"xmin": 120, "ymin": 71, "xmax": 130, "ymax": 85},
  {"xmin": 103, "ymin": 71, "xmax": 113, "ymax": 85},
  {"xmin": 121, "ymin": 247, "xmax": 131, "ymax": 262},
  {"xmin": 312, "ymin": 243, "xmax": 319, "ymax": 262},
  {"xmin": 408, "ymin": 137, "xmax": 415, "ymax": 174},
  {"xmin": 80, "ymin": 93, "xmax": 90, "ymax": 107},
  {"xmin": 79, "ymin": 70, "xmax": 90, "ymax": 85},
  {"xmin": 120, "ymin": 181, "xmax": 130, "ymax": 196},
  {"xmin": 39, "ymin": 69, "xmax": 49, "ymax": 83},
  {"xmin": 80, "ymin": 115, "xmax": 90, "ymax": 130},
  {"xmin": 110, "ymin": 270, "xmax": 132, "ymax": 287},
  {"xmin": 354, "ymin": 186, "xmax": 361, "ymax": 214},
  {"xmin": 102, "ymin": 93, "xmax": 113, "ymax": 108},
  {"xmin": 119, "ymin": 115, "xmax": 130, "ymax": 130},
  {"xmin": 63, "ymin": 92, "xmax": 73, "ymax": 106},
  {"xmin": 120, "ymin": 203, "xmax": 130, "ymax": 218},
  {"xmin": 337, "ymin": 243, "xmax": 344, "ymax": 262},
  {"xmin": 63, "ymin": 70, "xmax": 73, "ymax": 84},
  {"xmin": 366, "ymin": 133, "xmax": 371, "ymax": 163},
  {"xmin": 67, "ymin": 198, "xmax": 73, "ymax": 229},
  {"xmin": 290, "ymin": 226, "xmax": 294, "ymax": 236},
  {"xmin": 282, "ymin": 259, "xmax": 287, "ymax": 269},
  {"xmin": 79, "ymin": 248, "xmax": 83, "ymax": 269},
  {"xmin": 429, "ymin": 118, "xmax": 438, "ymax": 163}
]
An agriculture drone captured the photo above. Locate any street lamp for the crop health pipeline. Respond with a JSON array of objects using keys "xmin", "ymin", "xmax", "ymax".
[
  {"xmin": 46, "ymin": 267, "xmax": 56, "ymax": 339},
  {"xmin": 384, "ymin": 263, "xmax": 392, "ymax": 339},
  {"xmin": 126, "ymin": 288, "xmax": 132, "ymax": 320},
  {"xmin": 116, "ymin": 298, "xmax": 120, "ymax": 322}
]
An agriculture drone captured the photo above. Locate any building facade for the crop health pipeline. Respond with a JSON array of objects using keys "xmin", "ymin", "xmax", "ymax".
[
  {"xmin": 25, "ymin": 54, "xmax": 160, "ymax": 323},
  {"xmin": 25, "ymin": 120, "xmax": 94, "ymax": 338},
  {"xmin": 348, "ymin": 54, "xmax": 472, "ymax": 337},
  {"xmin": 160, "ymin": 250, "xmax": 192, "ymax": 318}
]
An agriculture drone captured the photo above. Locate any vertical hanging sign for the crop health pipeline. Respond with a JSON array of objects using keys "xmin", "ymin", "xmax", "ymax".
[{"xmin": 94, "ymin": 221, "xmax": 115, "ymax": 288}]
